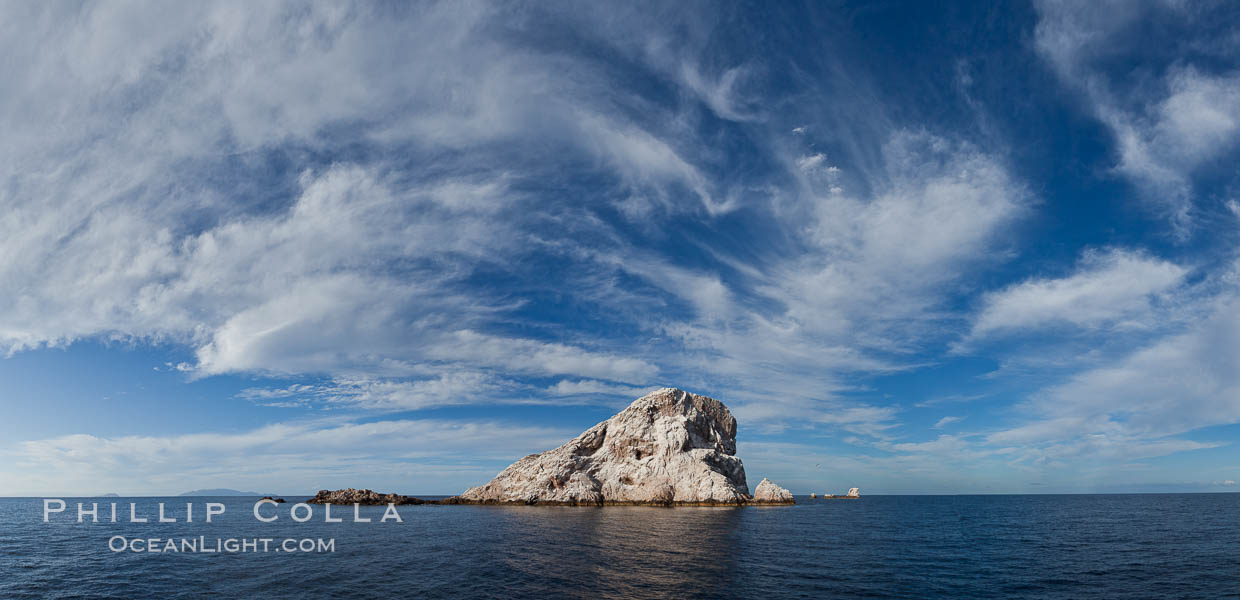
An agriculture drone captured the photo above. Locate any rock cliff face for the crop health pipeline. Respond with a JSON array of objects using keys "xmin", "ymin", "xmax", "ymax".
[{"xmin": 458, "ymin": 388, "xmax": 793, "ymax": 505}]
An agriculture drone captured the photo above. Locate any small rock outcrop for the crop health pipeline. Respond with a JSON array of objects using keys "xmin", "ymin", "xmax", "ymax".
[
  {"xmin": 260, "ymin": 496, "xmax": 286, "ymax": 503},
  {"xmin": 307, "ymin": 488, "xmax": 426, "ymax": 505},
  {"xmin": 456, "ymin": 388, "xmax": 793, "ymax": 506},
  {"xmin": 752, "ymin": 478, "xmax": 794, "ymax": 503}
]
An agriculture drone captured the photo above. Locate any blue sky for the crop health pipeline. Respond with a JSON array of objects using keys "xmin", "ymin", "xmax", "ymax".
[{"xmin": 2, "ymin": 1, "xmax": 1239, "ymax": 495}]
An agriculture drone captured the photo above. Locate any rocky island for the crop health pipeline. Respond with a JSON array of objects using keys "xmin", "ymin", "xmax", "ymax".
[
  {"xmin": 456, "ymin": 388, "xmax": 793, "ymax": 506},
  {"xmin": 309, "ymin": 388, "xmax": 794, "ymax": 507},
  {"xmin": 306, "ymin": 488, "xmax": 428, "ymax": 505}
]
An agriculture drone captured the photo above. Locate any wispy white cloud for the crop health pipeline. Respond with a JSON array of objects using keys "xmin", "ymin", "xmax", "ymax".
[
  {"xmin": 932, "ymin": 416, "xmax": 964, "ymax": 429},
  {"xmin": 545, "ymin": 380, "xmax": 656, "ymax": 399},
  {"xmin": 1035, "ymin": 0, "xmax": 1240, "ymax": 231},
  {"xmin": 565, "ymin": 130, "xmax": 1030, "ymax": 435},
  {"xmin": 237, "ymin": 372, "xmax": 652, "ymax": 412},
  {"xmin": 0, "ymin": 2, "xmax": 1037, "ymax": 439},
  {"xmin": 240, "ymin": 373, "xmax": 505, "ymax": 411},
  {"xmin": 1032, "ymin": 295, "xmax": 1240, "ymax": 440},
  {"xmin": 915, "ymin": 394, "xmax": 986, "ymax": 408},
  {"xmin": 0, "ymin": 3, "xmax": 680, "ymax": 392},
  {"xmin": 976, "ymin": 257, "xmax": 1240, "ymax": 467},
  {"xmin": 966, "ymin": 248, "xmax": 1188, "ymax": 341}
]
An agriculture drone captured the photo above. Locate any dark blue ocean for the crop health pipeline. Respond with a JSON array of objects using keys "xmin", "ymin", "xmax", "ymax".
[{"xmin": 3, "ymin": 494, "xmax": 1239, "ymax": 598}]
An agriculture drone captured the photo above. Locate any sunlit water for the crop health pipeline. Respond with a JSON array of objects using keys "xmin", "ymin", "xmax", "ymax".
[{"xmin": 3, "ymin": 494, "xmax": 1238, "ymax": 598}]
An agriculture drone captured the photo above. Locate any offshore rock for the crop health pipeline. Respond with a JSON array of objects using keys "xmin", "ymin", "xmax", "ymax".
[
  {"xmin": 307, "ymin": 488, "xmax": 426, "ymax": 505},
  {"xmin": 456, "ymin": 388, "xmax": 793, "ymax": 506},
  {"xmin": 752, "ymin": 478, "xmax": 794, "ymax": 503}
]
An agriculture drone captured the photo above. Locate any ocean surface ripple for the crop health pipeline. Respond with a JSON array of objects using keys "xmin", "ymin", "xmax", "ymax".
[{"xmin": 3, "ymin": 494, "xmax": 1238, "ymax": 598}]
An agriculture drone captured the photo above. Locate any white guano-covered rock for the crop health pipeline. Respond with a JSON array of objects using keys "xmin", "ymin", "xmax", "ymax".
[
  {"xmin": 752, "ymin": 478, "xmax": 794, "ymax": 503},
  {"xmin": 457, "ymin": 388, "xmax": 793, "ymax": 505}
]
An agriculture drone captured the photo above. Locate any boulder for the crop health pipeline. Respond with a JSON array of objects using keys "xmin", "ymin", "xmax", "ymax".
[
  {"xmin": 456, "ymin": 388, "xmax": 793, "ymax": 506},
  {"xmin": 752, "ymin": 478, "xmax": 794, "ymax": 503}
]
